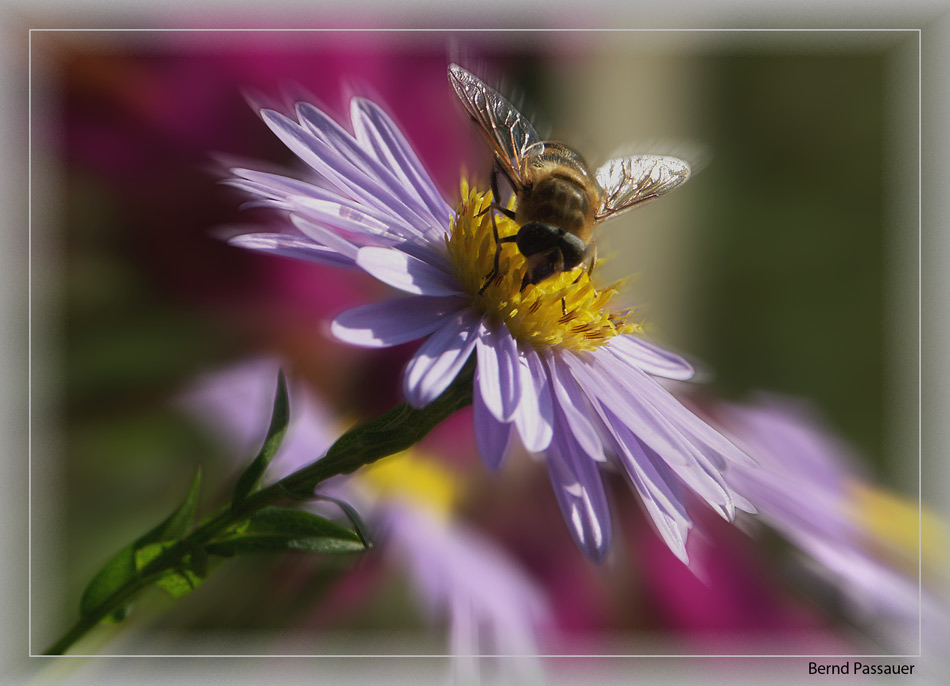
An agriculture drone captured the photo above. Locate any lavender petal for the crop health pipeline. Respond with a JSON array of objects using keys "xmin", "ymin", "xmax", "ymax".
[
  {"xmin": 331, "ymin": 296, "xmax": 469, "ymax": 348},
  {"xmin": 356, "ymin": 246, "xmax": 463, "ymax": 297},
  {"xmin": 293, "ymin": 103, "xmax": 439, "ymax": 237},
  {"xmin": 608, "ymin": 334, "xmax": 695, "ymax": 381},
  {"xmin": 289, "ymin": 215, "xmax": 360, "ymax": 261},
  {"xmin": 351, "ymin": 98, "xmax": 454, "ymax": 236},
  {"xmin": 512, "ymin": 349, "xmax": 554, "ymax": 453},
  {"xmin": 544, "ymin": 351, "xmax": 605, "ymax": 462},
  {"xmin": 473, "ymin": 379, "xmax": 513, "ymax": 470},
  {"xmin": 261, "ymin": 108, "xmax": 434, "ymax": 242},
  {"xmin": 475, "ymin": 320, "xmax": 522, "ymax": 422},
  {"xmin": 228, "ymin": 232, "xmax": 354, "ymax": 268},
  {"xmin": 546, "ymin": 424, "xmax": 611, "ymax": 562},
  {"xmin": 404, "ymin": 310, "xmax": 480, "ymax": 408}
]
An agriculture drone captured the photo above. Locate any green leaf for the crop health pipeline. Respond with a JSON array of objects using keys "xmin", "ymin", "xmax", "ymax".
[
  {"xmin": 78, "ymin": 545, "xmax": 136, "ymax": 621},
  {"xmin": 138, "ymin": 468, "xmax": 203, "ymax": 546},
  {"xmin": 205, "ymin": 533, "xmax": 365, "ymax": 556},
  {"xmin": 231, "ymin": 370, "xmax": 290, "ymax": 509},
  {"xmin": 276, "ymin": 357, "xmax": 475, "ymax": 496},
  {"xmin": 248, "ymin": 507, "xmax": 362, "ymax": 539},
  {"xmin": 135, "ymin": 542, "xmax": 207, "ymax": 598},
  {"xmin": 77, "ymin": 468, "xmax": 202, "ymax": 620},
  {"xmin": 205, "ymin": 507, "xmax": 365, "ymax": 557},
  {"xmin": 311, "ymin": 494, "xmax": 374, "ymax": 550}
]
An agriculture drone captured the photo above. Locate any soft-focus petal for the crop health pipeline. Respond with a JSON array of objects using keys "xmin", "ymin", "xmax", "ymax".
[
  {"xmin": 473, "ymin": 377, "xmax": 514, "ymax": 470},
  {"xmin": 475, "ymin": 320, "xmax": 522, "ymax": 422},
  {"xmin": 356, "ymin": 246, "xmax": 463, "ymax": 297},
  {"xmin": 227, "ymin": 232, "xmax": 354, "ymax": 268},
  {"xmin": 294, "ymin": 103, "xmax": 438, "ymax": 236},
  {"xmin": 350, "ymin": 98, "xmax": 453, "ymax": 236},
  {"xmin": 384, "ymin": 504, "xmax": 549, "ymax": 657},
  {"xmin": 404, "ymin": 310, "xmax": 480, "ymax": 408},
  {"xmin": 176, "ymin": 359, "xmax": 337, "ymax": 479},
  {"xmin": 331, "ymin": 296, "xmax": 469, "ymax": 348},
  {"xmin": 604, "ymin": 346, "xmax": 754, "ymax": 469},
  {"xmin": 228, "ymin": 168, "xmax": 393, "ymax": 237},
  {"xmin": 599, "ymin": 405, "xmax": 692, "ymax": 563},
  {"xmin": 262, "ymin": 107, "xmax": 432, "ymax": 242},
  {"xmin": 229, "ymin": 167, "xmax": 447, "ymax": 264},
  {"xmin": 512, "ymin": 349, "xmax": 554, "ymax": 453},
  {"xmin": 229, "ymin": 166, "xmax": 330, "ymax": 200},
  {"xmin": 289, "ymin": 214, "xmax": 360, "ymax": 261},
  {"xmin": 697, "ymin": 395, "xmax": 950, "ymax": 653},
  {"xmin": 546, "ymin": 423, "xmax": 612, "ymax": 562},
  {"xmin": 545, "ymin": 351, "xmax": 604, "ymax": 462},
  {"xmin": 608, "ymin": 334, "xmax": 695, "ymax": 381},
  {"xmin": 286, "ymin": 193, "xmax": 394, "ymax": 240},
  {"xmin": 569, "ymin": 352, "xmax": 740, "ymax": 521}
]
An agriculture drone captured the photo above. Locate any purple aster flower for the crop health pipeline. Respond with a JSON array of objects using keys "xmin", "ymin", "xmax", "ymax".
[
  {"xmin": 225, "ymin": 83, "xmax": 754, "ymax": 564},
  {"xmin": 178, "ymin": 359, "xmax": 550, "ymax": 661},
  {"xmin": 696, "ymin": 393, "xmax": 949, "ymax": 653},
  {"xmin": 382, "ymin": 502, "xmax": 548, "ymax": 663}
]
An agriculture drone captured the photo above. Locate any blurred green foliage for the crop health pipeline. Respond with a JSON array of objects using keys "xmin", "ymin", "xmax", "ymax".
[{"xmin": 692, "ymin": 53, "xmax": 886, "ymax": 471}]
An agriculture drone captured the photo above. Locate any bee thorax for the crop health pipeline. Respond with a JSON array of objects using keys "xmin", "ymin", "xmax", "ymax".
[{"xmin": 518, "ymin": 175, "xmax": 592, "ymax": 235}]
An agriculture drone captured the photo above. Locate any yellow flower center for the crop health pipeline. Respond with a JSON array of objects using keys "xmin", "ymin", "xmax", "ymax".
[
  {"xmin": 848, "ymin": 481, "xmax": 949, "ymax": 583},
  {"xmin": 445, "ymin": 180, "xmax": 638, "ymax": 352},
  {"xmin": 357, "ymin": 450, "xmax": 458, "ymax": 521}
]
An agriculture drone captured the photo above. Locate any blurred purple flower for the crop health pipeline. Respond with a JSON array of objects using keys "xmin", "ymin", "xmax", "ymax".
[
  {"xmin": 225, "ymin": 87, "xmax": 754, "ymax": 564},
  {"xmin": 696, "ymin": 393, "xmax": 949, "ymax": 653},
  {"xmin": 384, "ymin": 502, "xmax": 547, "ymax": 661},
  {"xmin": 178, "ymin": 359, "xmax": 550, "ymax": 659}
]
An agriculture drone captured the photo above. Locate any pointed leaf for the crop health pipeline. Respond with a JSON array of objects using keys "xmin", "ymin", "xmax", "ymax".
[
  {"xmin": 78, "ymin": 545, "xmax": 136, "ymax": 621},
  {"xmin": 205, "ymin": 507, "xmax": 365, "ymax": 556},
  {"xmin": 231, "ymin": 370, "xmax": 290, "ymax": 508},
  {"xmin": 138, "ymin": 468, "xmax": 203, "ymax": 546},
  {"xmin": 248, "ymin": 506, "xmax": 362, "ymax": 538},
  {"xmin": 311, "ymin": 493, "xmax": 374, "ymax": 549},
  {"xmin": 204, "ymin": 533, "xmax": 365, "ymax": 556},
  {"xmin": 78, "ymin": 469, "xmax": 202, "ymax": 620}
]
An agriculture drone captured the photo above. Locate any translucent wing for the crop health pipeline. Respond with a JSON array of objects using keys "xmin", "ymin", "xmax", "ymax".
[
  {"xmin": 448, "ymin": 64, "xmax": 543, "ymax": 189},
  {"xmin": 594, "ymin": 155, "xmax": 692, "ymax": 221}
]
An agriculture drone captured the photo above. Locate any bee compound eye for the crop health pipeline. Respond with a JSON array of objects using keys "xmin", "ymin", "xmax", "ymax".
[{"xmin": 559, "ymin": 232, "xmax": 589, "ymax": 270}]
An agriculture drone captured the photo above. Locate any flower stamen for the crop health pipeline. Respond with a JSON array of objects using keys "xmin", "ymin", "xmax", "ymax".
[{"xmin": 446, "ymin": 182, "xmax": 638, "ymax": 352}]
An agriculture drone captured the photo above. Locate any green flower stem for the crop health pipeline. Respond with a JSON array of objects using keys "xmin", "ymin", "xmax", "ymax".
[{"xmin": 44, "ymin": 360, "xmax": 475, "ymax": 656}]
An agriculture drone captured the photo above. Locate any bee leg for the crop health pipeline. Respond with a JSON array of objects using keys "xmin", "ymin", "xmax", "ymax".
[
  {"xmin": 575, "ymin": 242, "xmax": 598, "ymax": 294},
  {"xmin": 479, "ymin": 167, "xmax": 518, "ymax": 294},
  {"xmin": 479, "ymin": 236, "xmax": 517, "ymax": 294},
  {"xmin": 477, "ymin": 167, "xmax": 515, "ymax": 218},
  {"xmin": 477, "ymin": 204, "xmax": 516, "ymax": 221},
  {"xmin": 489, "ymin": 164, "xmax": 517, "ymax": 219},
  {"xmin": 586, "ymin": 241, "xmax": 597, "ymax": 279}
]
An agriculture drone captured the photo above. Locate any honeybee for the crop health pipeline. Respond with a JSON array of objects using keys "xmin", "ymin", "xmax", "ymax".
[{"xmin": 448, "ymin": 64, "xmax": 693, "ymax": 291}]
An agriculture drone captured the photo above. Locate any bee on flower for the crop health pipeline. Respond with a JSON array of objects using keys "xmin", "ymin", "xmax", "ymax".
[{"xmin": 225, "ymin": 65, "xmax": 755, "ymax": 564}]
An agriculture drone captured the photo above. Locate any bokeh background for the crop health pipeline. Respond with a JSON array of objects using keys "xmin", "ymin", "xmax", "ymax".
[{"xmin": 16, "ymin": 21, "xmax": 944, "ymax": 686}]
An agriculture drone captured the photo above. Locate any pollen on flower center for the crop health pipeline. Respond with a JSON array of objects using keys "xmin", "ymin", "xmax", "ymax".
[{"xmin": 445, "ymin": 180, "xmax": 639, "ymax": 352}]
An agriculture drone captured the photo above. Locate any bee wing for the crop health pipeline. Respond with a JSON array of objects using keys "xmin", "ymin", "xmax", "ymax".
[
  {"xmin": 594, "ymin": 155, "xmax": 692, "ymax": 221},
  {"xmin": 448, "ymin": 64, "xmax": 542, "ymax": 188}
]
